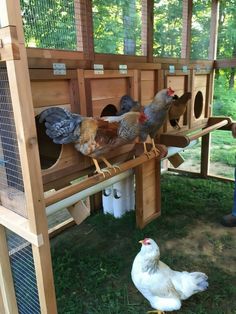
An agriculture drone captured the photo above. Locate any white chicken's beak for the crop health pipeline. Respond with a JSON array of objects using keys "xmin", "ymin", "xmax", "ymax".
[{"xmin": 139, "ymin": 240, "xmax": 144, "ymax": 244}]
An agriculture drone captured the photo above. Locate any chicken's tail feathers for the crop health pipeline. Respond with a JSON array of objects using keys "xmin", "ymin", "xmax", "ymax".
[
  {"xmin": 190, "ymin": 272, "xmax": 209, "ymax": 292},
  {"xmin": 39, "ymin": 107, "xmax": 82, "ymax": 144}
]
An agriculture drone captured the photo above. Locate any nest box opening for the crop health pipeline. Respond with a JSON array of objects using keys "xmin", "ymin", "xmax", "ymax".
[
  {"xmin": 194, "ymin": 91, "xmax": 203, "ymax": 119},
  {"xmin": 35, "ymin": 115, "xmax": 62, "ymax": 169},
  {"xmin": 100, "ymin": 104, "xmax": 117, "ymax": 117}
]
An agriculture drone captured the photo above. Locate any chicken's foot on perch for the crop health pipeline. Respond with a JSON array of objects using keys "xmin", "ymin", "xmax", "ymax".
[
  {"xmin": 150, "ymin": 139, "xmax": 160, "ymax": 157},
  {"xmin": 147, "ymin": 311, "xmax": 165, "ymax": 314},
  {"xmin": 143, "ymin": 142, "xmax": 152, "ymax": 158},
  {"xmin": 100, "ymin": 157, "xmax": 121, "ymax": 173},
  {"xmin": 92, "ymin": 158, "xmax": 112, "ymax": 177}
]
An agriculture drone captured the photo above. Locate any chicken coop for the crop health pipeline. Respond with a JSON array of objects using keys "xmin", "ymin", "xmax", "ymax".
[{"xmin": 0, "ymin": 0, "xmax": 235, "ymax": 313}]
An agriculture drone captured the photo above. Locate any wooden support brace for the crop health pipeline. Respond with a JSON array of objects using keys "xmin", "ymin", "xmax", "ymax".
[
  {"xmin": 168, "ymin": 153, "xmax": 185, "ymax": 168},
  {"xmin": 67, "ymin": 200, "xmax": 90, "ymax": 225},
  {"xmin": 0, "ymin": 206, "xmax": 43, "ymax": 247},
  {"xmin": 0, "ymin": 26, "xmax": 20, "ymax": 61}
]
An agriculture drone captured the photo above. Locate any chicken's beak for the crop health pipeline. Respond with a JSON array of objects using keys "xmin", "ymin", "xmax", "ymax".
[{"xmin": 139, "ymin": 240, "xmax": 144, "ymax": 244}]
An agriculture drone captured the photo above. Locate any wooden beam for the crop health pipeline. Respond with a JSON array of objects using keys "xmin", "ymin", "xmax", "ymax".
[
  {"xmin": 146, "ymin": 0, "xmax": 154, "ymax": 62},
  {"xmin": 0, "ymin": 206, "xmax": 43, "ymax": 247},
  {"xmin": 181, "ymin": 0, "xmax": 192, "ymax": 59},
  {"xmin": 45, "ymin": 144, "xmax": 168, "ymax": 207},
  {"xmin": 0, "ymin": 1, "xmax": 57, "ymax": 313},
  {"xmin": 214, "ymin": 58, "xmax": 236, "ymax": 69},
  {"xmin": 200, "ymin": 133, "xmax": 210, "ymax": 178},
  {"xmin": 0, "ymin": 225, "xmax": 18, "ymax": 314},
  {"xmin": 74, "ymin": 0, "xmax": 94, "ymax": 60},
  {"xmin": 208, "ymin": 0, "xmax": 219, "ymax": 60},
  {"xmin": 0, "ymin": 26, "xmax": 20, "ymax": 61},
  {"xmin": 135, "ymin": 158, "xmax": 161, "ymax": 228}
]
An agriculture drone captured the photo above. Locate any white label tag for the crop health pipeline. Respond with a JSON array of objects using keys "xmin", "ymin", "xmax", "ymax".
[
  {"xmin": 182, "ymin": 65, "xmax": 188, "ymax": 73},
  {"xmin": 169, "ymin": 65, "xmax": 175, "ymax": 73},
  {"xmin": 53, "ymin": 63, "xmax": 66, "ymax": 75},
  {"xmin": 94, "ymin": 64, "xmax": 104, "ymax": 74},
  {"xmin": 119, "ymin": 64, "xmax": 127, "ymax": 74}
]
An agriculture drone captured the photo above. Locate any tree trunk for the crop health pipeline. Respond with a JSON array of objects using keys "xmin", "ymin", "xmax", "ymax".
[{"xmin": 229, "ymin": 68, "xmax": 235, "ymax": 89}]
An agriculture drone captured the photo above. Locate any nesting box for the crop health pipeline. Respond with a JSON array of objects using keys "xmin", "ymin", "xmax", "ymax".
[
  {"xmin": 30, "ymin": 69, "xmax": 141, "ymax": 188},
  {"xmin": 165, "ymin": 70, "xmax": 190, "ymax": 133},
  {"xmin": 190, "ymin": 71, "xmax": 211, "ymax": 128}
]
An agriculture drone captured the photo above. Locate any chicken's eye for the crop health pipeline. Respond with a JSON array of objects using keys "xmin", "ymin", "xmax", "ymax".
[{"xmin": 146, "ymin": 242, "xmax": 151, "ymax": 245}]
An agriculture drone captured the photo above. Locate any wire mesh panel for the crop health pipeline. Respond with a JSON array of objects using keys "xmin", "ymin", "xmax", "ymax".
[
  {"xmin": 0, "ymin": 64, "xmax": 27, "ymax": 218},
  {"xmin": 20, "ymin": 0, "xmax": 77, "ymax": 50},
  {"xmin": 217, "ymin": 1, "xmax": 236, "ymax": 59},
  {"xmin": 153, "ymin": 0, "xmax": 183, "ymax": 58},
  {"xmin": 92, "ymin": 0, "xmax": 143, "ymax": 55},
  {"xmin": 7, "ymin": 230, "xmax": 41, "ymax": 314},
  {"xmin": 191, "ymin": 0, "xmax": 211, "ymax": 59}
]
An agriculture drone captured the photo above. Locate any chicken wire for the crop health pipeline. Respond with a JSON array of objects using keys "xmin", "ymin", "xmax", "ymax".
[
  {"xmin": 191, "ymin": 0, "xmax": 211, "ymax": 60},
  {"xmin": 153, "ymin": 0, "xmax": 183, "ymax": 58},
  {"xmin": 7, "ymin": 230, "xmax": 41, "ymax": 314},
  {"xmin": 92, "ymin": 0, "xmax": 143, "ymax": 55},
  {"xmin": 0, "ymin": 64, "xmax": 27, "ymax": 218},
  {"xmin": 20, "ymin": 0, "xmax": 78, "ymax": 50}
]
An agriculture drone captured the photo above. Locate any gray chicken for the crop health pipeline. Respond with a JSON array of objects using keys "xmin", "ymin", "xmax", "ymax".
[
  {"xmin": 117, "ymin": 95, "xmax": 142, "ymax": 116},
  {"xmin": 140, "ymin": 88, "xmax": 175, "ymax": 155}
]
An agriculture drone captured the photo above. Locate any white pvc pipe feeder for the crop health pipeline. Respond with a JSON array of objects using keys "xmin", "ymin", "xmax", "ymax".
[{"xmin": 46, "ymin": 169, "xmax": 134, "ymax": 216}]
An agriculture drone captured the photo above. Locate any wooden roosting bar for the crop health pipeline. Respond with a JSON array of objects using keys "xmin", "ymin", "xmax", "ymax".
[{"xmin": 0, "ymin": 0, "xmax": 235, "ymax": 313}]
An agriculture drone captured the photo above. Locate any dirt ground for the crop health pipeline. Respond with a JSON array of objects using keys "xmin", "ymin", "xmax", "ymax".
[{"xmin": 164, "ymin": 221, "xmax": 236, "ymax": 274}]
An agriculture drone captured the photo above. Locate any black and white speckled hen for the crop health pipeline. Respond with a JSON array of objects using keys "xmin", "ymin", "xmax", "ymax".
[{"xmin": 39, "ymin": 108, "xmax": 147, "ymax": 175}]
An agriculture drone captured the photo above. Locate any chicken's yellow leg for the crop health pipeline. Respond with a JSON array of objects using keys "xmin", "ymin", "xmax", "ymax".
[
  {"xmin": 100, "ymin": 157, "xmax": 121, "ymax": 173},
  {"xmin": 147, "ymin": 310, "xmax": 165, "ymax": 314},
  {"xmin": 151, "ymin": 139, "xmax": 160, "ymax": 157},
  {"xmin": 92, "ymin": 158, "xmax": 111, "ymax": 177},
  {"xmin": 143, "ymin": 142, "xmax": 151, "ymax": 158}
]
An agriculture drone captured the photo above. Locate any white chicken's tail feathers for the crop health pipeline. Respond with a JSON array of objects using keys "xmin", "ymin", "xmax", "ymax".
[
  {"xmin": 190, "ymin": 272, "xmax": 209, "ymax": 292},
  {"xmin": 172, "ymin": 271, "xmax": 208, "ymax": 300}
]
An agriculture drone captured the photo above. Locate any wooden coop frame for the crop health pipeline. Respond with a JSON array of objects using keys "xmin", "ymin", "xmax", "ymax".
[{"xmin": 0, "ymin": 0, "xmax": 235, "ymax": 313}]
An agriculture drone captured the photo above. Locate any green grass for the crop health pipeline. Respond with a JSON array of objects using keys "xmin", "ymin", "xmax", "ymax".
[{"xmin": 51, "ymin": 173, "xmax": 236, "ymax": 314}]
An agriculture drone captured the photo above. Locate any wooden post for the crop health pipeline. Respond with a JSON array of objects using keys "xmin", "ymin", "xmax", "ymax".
[
  {"xmin": 181, "ymin": 0, "xmax": 192, "ymax": 60},
  {"xmin": 201, "ymin": 0, "xmax": 219, "ymax": 178},
  {"xmin": 201, "ymin": 133, "xmax": 210, "ymax": 178},
  {"xmin": 142, "ymin": 0, "xmax": 154, "ymax": 62},
  {"xmin": 0, "ymin": 1, "xmax": 57, "ymax": 313},
  {"xmin": 135, "ymin": 159, "xmax": 161, "ymax": 228},
  {"xmin": 0, "ymin": 226, "xmax": 18, "ymax": 314},
  {"xmin": 208, "ymin": 0, "xmax": 219, "ymax": 60},
  {"xmin": 74, "ymin": 0, "xmax": 94, "ymax": 60}
]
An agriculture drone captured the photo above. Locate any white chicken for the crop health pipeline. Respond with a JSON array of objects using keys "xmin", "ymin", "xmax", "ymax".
[{"xmin": 131, "ymin": 238, "xmax": 208, "ymax": 314}]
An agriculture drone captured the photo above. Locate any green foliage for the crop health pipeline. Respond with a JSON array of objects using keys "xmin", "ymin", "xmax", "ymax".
[
  {"xmin": 20, "ymin": 0, "xmax": 236, "ymax": 60},
  {"xmin": 92, "ymin": 0, "xmax": 142, "ymax": 55},
  {"xmin": 191, "ymin": 0, "xmax": 211, "ymax": 59},
  {"xmin": 213, "ymin": 70, "xmax": 236, "ymax": 118},
  {"xmin": 217, "ymin": 1, "xmax": 236, "ymax": 59},
  {"xmin": 51, "ymin": 174, "xmax": 236, "ymax": 313},
  {"xmin": 20, "ymin": 0, "xmax": 76, "ymax": 50},
  {"xmin": 153, "ymin": 0, "xmax": 182, "ymax": 57}
]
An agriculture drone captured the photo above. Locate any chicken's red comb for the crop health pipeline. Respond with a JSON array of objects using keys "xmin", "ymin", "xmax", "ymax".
[{"xmin": 167, "ymin": 87, "xmax": 175, "ymax": 96}]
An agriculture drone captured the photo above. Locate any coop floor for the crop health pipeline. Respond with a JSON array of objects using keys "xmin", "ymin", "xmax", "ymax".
[{"xmin": 50, "ymin": 172, "xmax": 236, "ymax": 314}]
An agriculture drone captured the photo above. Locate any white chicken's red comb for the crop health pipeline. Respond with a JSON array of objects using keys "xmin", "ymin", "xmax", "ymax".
[{"xmin": 167, "ymin": 87, "xmax": 175, "ymax": 96}]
